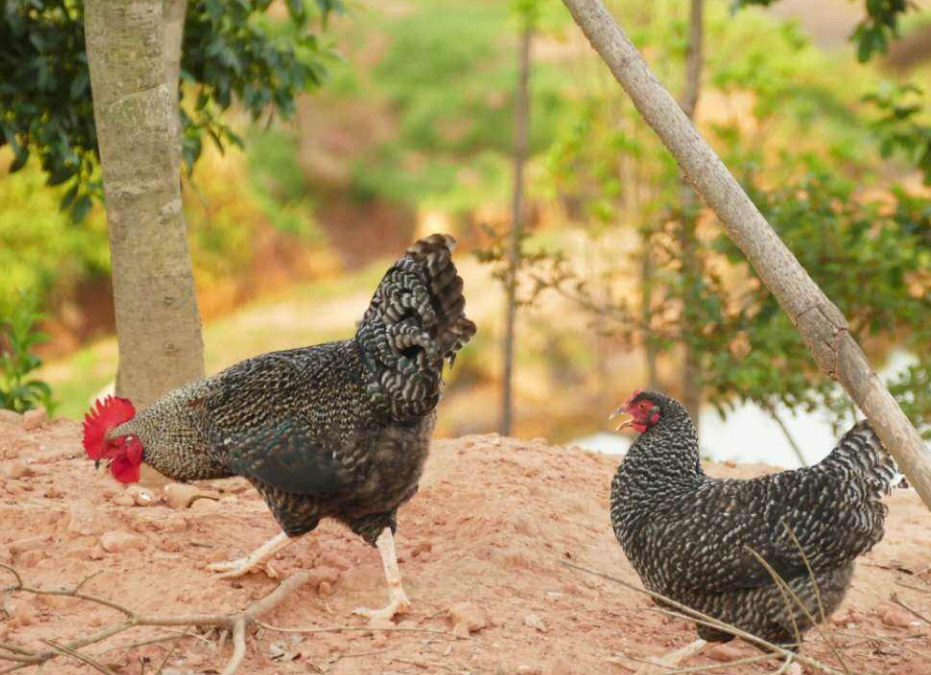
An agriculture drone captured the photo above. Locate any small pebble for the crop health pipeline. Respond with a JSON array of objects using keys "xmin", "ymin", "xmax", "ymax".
[
  {"xmin": 163, "ymin": 483, "xmax": 202, "ymax": 509},
  {"xmin": 127, "ymin": 485, "xmax": 156, "ymax": 506},
  {"xmin": 523, "ymin": 613, "xmax": 547, "ymax": 632},
  {"xmin": 880, "ymin": 607, "xmax": 914, "ymax": 628},
  {"xmin": 18, "ymin": 550, "xmax": 47, "ymax": 567},
  {"xmin": 9, "ymin": 600, "xmax": 33, "ymax": 627},
  {"xmin": 9, "ymin": 536, "xmax": 48, "ymax": 555},
  {"xmin": 189, "ymin": 497, "xmax": 220, "ymax": 512},
  {"xmin": 0, "ymin": 410, "xmax": 22, "ymax": 425},
  {"xmin": 448, "ymin": 601, "xmax": 488, "ymax": 634},
  {"xmin": 308, "ymin": 565, "xmax": 342, "ymax": 590},
  {"xmin": 100, "ymin": 531, "xmax": 145, "ymax": 553},
  {"xmin": 706, "ymin": 644, "xmax": 743, "ymax": 662},
  {"xmin": 544, "ymin": 659, "xmax": 573, "ymax": 675},
  {"xmin": 8, "ymin": 462, "xmax": 34, "ymax": 479},
  {"xmin": 22, "ymin": 408, "xmax": 47, "ymax": 430},
  {"xmin": 37, "ymin": 594, "xmax": 73, "ymax": 610}
]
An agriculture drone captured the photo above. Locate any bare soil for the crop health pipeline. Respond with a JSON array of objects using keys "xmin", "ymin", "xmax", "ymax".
[{"xmin": 1, "ymin": 417, "xmax": 929, "ymax": 675}]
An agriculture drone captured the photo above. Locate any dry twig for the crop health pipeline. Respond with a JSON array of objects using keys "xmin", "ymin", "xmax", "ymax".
[
  {"xmin": 611, "ymin": 653, "xmax": 774, "ymax": 674},
  {"xmin": 744, "ymin": 545, "xmax": 851, "ymax": 675},
  {"xmin": 890, "ymin": 593, "xmax": 931, "ymax": 626},
  {"xmin": 0, "ymin": 564, "xmax": 311, "ymax": 675},
  {"xmin": 256, "ymin": 621, "xmax": 465, "ymax": 640},
  {"xmin": 561, "ymin": 560, "xmax": 858, "ymax": 675}
]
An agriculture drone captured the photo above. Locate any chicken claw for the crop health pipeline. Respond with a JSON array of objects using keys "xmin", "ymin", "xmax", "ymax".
[
  {"xmin": 353, "ymin": 527, "xmax": 411, "ymax": 623},
  {"xmin": 353, "ymin": 585, "xmax": 411, "ymax": 623},
  {"xmin": 207, "ymin": 531, "xmax": 292, "ymax": 579}
]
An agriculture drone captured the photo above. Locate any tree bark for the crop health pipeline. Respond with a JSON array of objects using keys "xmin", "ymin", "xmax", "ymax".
[
  {"xmin": 85, "ymin": 0, "xmax": 205, "ymax": 410},
  {"xmin": 163, "ymin": 0, "xmax": 187, "ymax": 154},
  {"xmin": 501, "ymin": 25, "xmax": 532, "ymax": 436},
  {"xmin": 560, "ymin": 0, "xmax": 931, "ymax": 510},
  {"xmin": 678, "ymin": 0, "xmax": 704, "ymax": 429}
]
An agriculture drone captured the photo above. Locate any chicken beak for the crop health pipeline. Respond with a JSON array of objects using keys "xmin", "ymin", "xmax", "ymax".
[
  {"xmin": 94, "ymin": 459, "xmax": 101, "ymax": 469},
  {"xmin": 608, "ymin": 405, "xmax": 634, "ymax": 431}
]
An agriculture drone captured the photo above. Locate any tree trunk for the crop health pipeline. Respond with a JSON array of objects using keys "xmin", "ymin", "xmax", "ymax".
[
  {"xmin": 678, "ymin": 0, "xmax": 704, "ymax": 430},
  {"xmin": 501, "ymin": 26, "xmax": 532, "ymax": 436},
  {"xmin": 641, "ymin": 250, "xmax": 659, "ymax": 390},
  {"xmin": 163, "ymin": 0, "xmax": 187, "ymax": 154},
  {"xmin": 559, "ymin": 0, "xmax": 931, "ymax": 510},
  {"xmin": 85, "ymin": 0, "xmax": 205, "ymax": 410}
]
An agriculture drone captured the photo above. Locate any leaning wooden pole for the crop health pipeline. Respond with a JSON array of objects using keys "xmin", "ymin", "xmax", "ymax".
[{"xmin": 560, "ymin": 0, "xmax": 931, "ymax": 510}]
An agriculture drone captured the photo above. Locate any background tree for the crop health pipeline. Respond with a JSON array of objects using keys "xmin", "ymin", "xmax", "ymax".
[
  {"xmin": 501, "ymin": 1, "xmax": 538, "ymax": 436},
  {"xmin": 1, "ymin": 0, "xmax": 340, "ymax": 220},
  {"xmin": 559, "ymin": 0, "xmax": 931, "ymax": 509},
  {"xmin": 2, "ymin": 0, "xmax": 340, "ymax": 407},
  {"xmin": 84, "ymin": 0, "xmax": 205, "ymax": 408},
  {"xmin": 676, "ymin": 0, "xmax": 704, "ymax": 427},
  {"xmin": 534, "ymin": 0, "xmax": 931, "ymax": 455},
  {"xmin": 735, "ymin": 0, "xmax": 910, "ymax": 62}
]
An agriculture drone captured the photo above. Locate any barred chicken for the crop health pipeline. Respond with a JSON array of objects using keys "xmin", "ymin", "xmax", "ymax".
[
  {"xmin": 82, "ymin": 234, "xmax": 475, "ymax": 621},
  {"xmin": 610, "ymin": 391, "xmax": 904, "ymax": 673}
]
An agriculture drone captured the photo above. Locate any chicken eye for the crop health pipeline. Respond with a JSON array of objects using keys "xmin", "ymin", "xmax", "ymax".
[{"xmin": 639, "ymin": 401, "xmax": 647, "ymax": 410}]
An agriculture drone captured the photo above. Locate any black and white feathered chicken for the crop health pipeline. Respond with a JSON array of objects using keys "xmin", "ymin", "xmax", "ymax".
[
  {"xmin": 609, "ymin": 390, "xmax": 904, "ymax": 672},
  {"xmin": 83, "ymin": 234, "xmax": 475, "ymax": 621}
]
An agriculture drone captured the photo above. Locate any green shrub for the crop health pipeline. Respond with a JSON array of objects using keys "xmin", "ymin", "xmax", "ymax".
[{"xmin": 0, "ymin": 292, "xmax": 56, "ymax": 414}]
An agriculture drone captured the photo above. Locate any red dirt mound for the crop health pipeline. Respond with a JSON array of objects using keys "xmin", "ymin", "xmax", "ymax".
[{"xmin": 0, "ymin": 416, "xmax": 929, "ymax": 674}]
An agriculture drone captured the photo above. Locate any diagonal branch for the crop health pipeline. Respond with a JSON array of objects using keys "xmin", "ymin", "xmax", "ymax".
[{"xmin": 557, "ymin": 0, "xmax": 931, "ymax": 512}]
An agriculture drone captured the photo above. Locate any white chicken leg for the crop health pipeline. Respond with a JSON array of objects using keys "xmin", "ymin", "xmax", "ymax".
[
  {"xmin": 208, "ymin": 531, "xmax": 292, "ymax": 579},
  {"xmin": 353, "ymin": 527, "xmax": 411, "ymax": 623}
]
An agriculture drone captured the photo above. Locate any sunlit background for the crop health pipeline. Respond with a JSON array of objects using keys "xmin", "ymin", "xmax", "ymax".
[{"xmin": 4, "ymin": 0, "xmax": 931, "ymax": 468}]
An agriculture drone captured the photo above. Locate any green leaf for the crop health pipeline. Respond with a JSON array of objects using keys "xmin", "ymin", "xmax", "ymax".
[{"xmin": 71, "ymin": 194, "xmax": 92, "ymax": 223}]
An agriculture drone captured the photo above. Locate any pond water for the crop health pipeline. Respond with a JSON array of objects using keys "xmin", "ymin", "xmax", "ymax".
[{"xmin": 572, "ymin": 351, "xmax": 926, "ymax": 469}]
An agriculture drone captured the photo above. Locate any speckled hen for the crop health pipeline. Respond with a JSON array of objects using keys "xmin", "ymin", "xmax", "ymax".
[
  {"xmin": 82, "ymin": 234, "xmax": 475, "ymax": 621},
  {"xmin": 609, "ymin": 391, "xmax": 904, "ymax": 673}
]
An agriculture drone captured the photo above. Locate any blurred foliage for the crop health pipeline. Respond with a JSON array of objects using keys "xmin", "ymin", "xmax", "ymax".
[
  {"xmin": 531, "ymin": 0, "xmax": 931, "ymax": 436},
  {"xmin": 865, "ymin": 82, "xmax": 931, "ymax": 184},
  {"xmin": 707, "ymin": 168, "xmax": 931, "ymax": 436},
  {"xmin": 0, "ymin": 0, "xmax": 341, "ymax": 221},
  {"xmin": 733, "ymin": 0, "xmax": 911, "ymax": 62},
  {"xmin": 321, "ymin": 0, "xmax": 574, "ymax": 213},
  {"xmin": 0, "ymin": 292, "xmax": 56, "ymax": 414},
  {"xmin": 0, "ymin": 154, "xmax": 110, "ymax": 307},
  {"xmin": 0, "ymin": 138, "xmax": 327, "ymax": 315}
]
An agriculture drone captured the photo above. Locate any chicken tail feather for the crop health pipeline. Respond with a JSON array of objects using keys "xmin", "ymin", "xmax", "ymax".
[
  {"xmin": 356, "ymin": 233, "xmax": 476, "ymax": 421},
  {"xmin": 822, "ymin": 420, "xmax": 906, "ymax": 497}
]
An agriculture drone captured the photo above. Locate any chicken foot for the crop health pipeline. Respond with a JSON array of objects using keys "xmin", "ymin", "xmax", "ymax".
[
  {"xmin": 633, "ymin": 639, "xmax": 708, "ymax": 675},
  {"xmin": 208, "ymin": 531, "xmax": 293, "ymax": 579},
  {"xmin": 353, "ymin": 527, "xmax": 411, "ymax": 623}
]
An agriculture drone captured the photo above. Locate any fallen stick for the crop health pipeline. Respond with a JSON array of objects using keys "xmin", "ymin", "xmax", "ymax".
[{"xmin": 0, "ymin": 564, "xmax": 311, "ymax": 675}]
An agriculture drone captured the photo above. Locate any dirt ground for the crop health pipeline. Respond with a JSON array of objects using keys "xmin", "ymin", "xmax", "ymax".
[{"xmin": 1, "ymin": 416, "xmax": 929, "ymax": 675}]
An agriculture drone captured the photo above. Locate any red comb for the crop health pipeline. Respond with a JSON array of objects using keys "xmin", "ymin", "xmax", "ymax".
[
  {"xmin": 622, "ymin": 389, "xmax": 643, "ymax": 409},
  {"xmin": 83, "ymin": 396, "xmax": 136, "ymax": 460}
]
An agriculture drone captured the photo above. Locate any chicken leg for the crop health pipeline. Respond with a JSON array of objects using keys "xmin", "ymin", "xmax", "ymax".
[
  {"xmin": 353, "ymin": 527, "xmax": 411, "ymax": 623},
  {"xmin": 208, "ymin": 531, "xmax": 292, "ymax": 579},
  {"xmin": 634, "ymin": 639, "xmax": 708, "ymax": 675}
]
